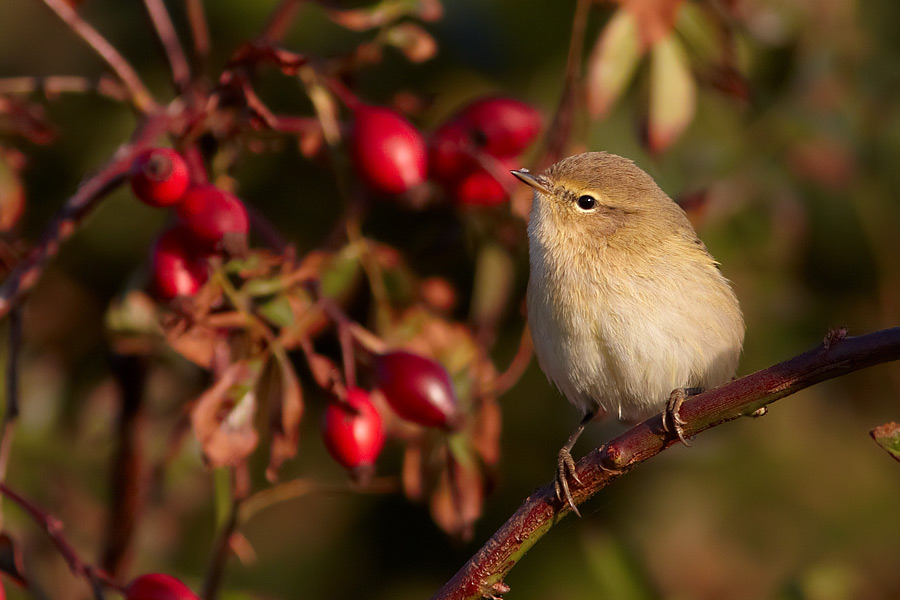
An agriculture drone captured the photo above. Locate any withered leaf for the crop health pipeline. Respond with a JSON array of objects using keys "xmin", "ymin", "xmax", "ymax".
[
  {"xmin": 265, "ymin": 350, "xmax": 304, "ymax": 482},
  {"xmin": 191, "ymin": 360, "xmax": 262, "ymax": 468},
  {"xmin": 871, "ymin": 422, "xmax": 900, "ymax": 463},
  {"xmin": 429, "ymin": 446, "xmax": 484, "ymax": 541},
  {"xmin": 619, "ymin": 0, "xmax": 685, "ymax": 50},
  {"xmin": 0, "ymin": 153, "xmax": 25, "ymax": 231},
  {"xmin": 385, "ymin": 23, "xmax": 438, "ymax": 63}
]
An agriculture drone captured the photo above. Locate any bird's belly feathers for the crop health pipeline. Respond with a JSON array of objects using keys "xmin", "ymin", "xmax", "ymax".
[{"xmin": 527, "ymin": 260, "xmax": 741, "ymax": 421}]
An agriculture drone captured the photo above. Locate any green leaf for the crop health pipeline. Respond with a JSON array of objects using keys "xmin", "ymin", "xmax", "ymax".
[
  {"xmin": 870, "ymin": 422, "xmax": 900, "ymax": 463},
  {"xmin": 586, "ymin": 8, "xmax": 644, "ymax": 119},
  {"xmin": 647, "ymin": 32, "xmax": 696, "ymax": 153},
  {"xmin": 320, "ymin": 249, "xmax": 362, "ymax": 299},
  {"xmin": 242, "ymin": 276, "xmax": 284, "ymax": 297},
  {"xmin": 257, "ymin": 294, "xmax": 294, "ymax": 328}
]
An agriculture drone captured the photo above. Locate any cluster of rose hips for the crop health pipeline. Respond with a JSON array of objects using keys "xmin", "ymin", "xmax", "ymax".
[
  {"xmin": 349, "ymin": 96, "xmax": 542, "ymax": 206},
  {"xmin": 320, "ymin": 351, "xmax": 461, "ymax": 477},
  {"xmin": 129, "ymin": 148, "xmax": 249, "ymax": 300}
]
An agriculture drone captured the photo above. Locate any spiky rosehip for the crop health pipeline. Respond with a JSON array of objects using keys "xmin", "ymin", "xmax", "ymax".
[{"xmin": 130, "ymin": 148, "xmax": 190, "ymax": 207}]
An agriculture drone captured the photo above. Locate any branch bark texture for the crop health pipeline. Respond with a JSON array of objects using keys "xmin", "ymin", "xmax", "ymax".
[{"xmin": 431, "ymin": 327, "xmax": 900, "ymax": 600}]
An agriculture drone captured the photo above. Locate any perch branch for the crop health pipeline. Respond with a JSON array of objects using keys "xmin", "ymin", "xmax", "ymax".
[{"xmin": 431, "ymin": 326, "xmax": 900, "ymax": 600}]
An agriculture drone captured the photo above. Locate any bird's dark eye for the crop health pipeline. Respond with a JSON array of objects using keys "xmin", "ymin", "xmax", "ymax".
[{"xmin": 576, "ymin": 195, "xmax": 596, "ymax": 210}]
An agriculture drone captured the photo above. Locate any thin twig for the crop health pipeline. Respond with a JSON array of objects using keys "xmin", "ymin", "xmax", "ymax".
[
  {"xmin": 0, "ymin": 482, "xmax": 123, "ymax": 594},
  {"xmin": 0, "ymin": 114, "xmax": 168, "ymax": 322},
  {"xmin": 39, "ymin": 0, "xmax": 156, "ymax": 112},
  {"xmin": 258, "ymin": 0, "xmax": 305, "ymax": 43},
  {"xmin": 142, "ymin": 0, "xmax": 192, "ymax": 93},
  {"xmin": 0, "ymin": 308, "xmax": 22, "ymax": 529},
  {"xmin": 185, "ymin": 0, "xmax": 211, "ymax": 77},
  {"xmin": 201, "ymin": 496, "xmax": 239, "ymax": 600},
  {"xmin": 489, "ymin": 325, "xmax": 534, "ymax": 396},
  {"xmin": 431, "ymin": 326, "xmax": 900, "ymax": 600},
  {"xmin": 238, "ymin": 476, "xmax": 398, "ymax": 524},
  {"xmin": 543, "ymin": 0, "xmax": 592, "ymax": 164},
  {"xmin": 0, "ymin": 75, "xmax": 129, "ymax": 102},
  {"xmin": 101, "ymin": 353, "xmax": 148, "ymax": 578}
]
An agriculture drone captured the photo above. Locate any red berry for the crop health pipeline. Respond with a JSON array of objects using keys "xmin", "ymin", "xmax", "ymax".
[
  {"xmin": 374, "ymin": 351, "xmax": 461, "ymax": 430},
  {"xmin": 350, "ymin": 105, "xmax": 427, "ymax": 194},
  {"xmin": 321, "ymin": 388, "xmax": 386, "ymax": 471},
  {"xmin": 176, "ymin": 185, "xmax": 249, "ymax": 250},
  {"xmin": 151, "ymin": 227, "xmax": 209, "ymax": 300},
  {"xmin": 428, "ymin": 120, "xmax": 477, "ymax": 184},
  {"xmin": 454, "ymin": 168, "xmax": 508, "ymax": 206},
  {"xmin": 456, "ymin": 97, "xmax": 542, "ymax": 159},
  {"xmin": 130, "ymin": 148, "xmax": 190, "ymax": 207},
  {"xmin": 126, "ymin": 573, "xmax": 199, "ymax": 600}
]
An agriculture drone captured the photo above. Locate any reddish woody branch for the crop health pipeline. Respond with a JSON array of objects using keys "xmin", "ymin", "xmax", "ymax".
[
  {"xmin": 431, "ymin": 326, "xmax": 900, "ymax": 600},
  {"xmin": 0, "ymin": 115, "xmax": 168, "ymax": 321}
]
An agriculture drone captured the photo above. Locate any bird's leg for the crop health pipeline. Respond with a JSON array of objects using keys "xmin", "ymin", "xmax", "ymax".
[
  {"xmin": 663, "ymin": 386, "xmax": 703, "ymax": 446},
  {"xmin": 556, "ymin": 411, "xmax": 595, "ymax": 517}
]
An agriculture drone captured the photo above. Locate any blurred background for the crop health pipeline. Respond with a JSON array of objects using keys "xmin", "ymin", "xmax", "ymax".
[{"xmin": 1, "ymin": 0, "xmax": 900, "ymax": 598}]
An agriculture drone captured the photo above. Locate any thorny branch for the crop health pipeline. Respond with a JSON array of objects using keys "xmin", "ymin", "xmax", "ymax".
[{"xmin": 431, "ymin": 327, "xmax": 900, "ymax": 600}]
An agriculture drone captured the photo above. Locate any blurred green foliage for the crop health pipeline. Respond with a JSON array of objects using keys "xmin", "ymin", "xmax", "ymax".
[{"xmin": 1, "ymin": 0, "xmax": 900, "ymax": 599}]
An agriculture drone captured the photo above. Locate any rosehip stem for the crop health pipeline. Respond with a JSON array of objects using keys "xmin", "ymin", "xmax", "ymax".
[
  {"xmin": 0, "ymin": 482, "xmax": 123, "ymax": 594},
  {"xmin": 306, "ymin": 281, "xmax": 358, "ymax": 389},
  {"xmin": 326, "ymin": 77, "xmax": 362, "ymax": 112}
]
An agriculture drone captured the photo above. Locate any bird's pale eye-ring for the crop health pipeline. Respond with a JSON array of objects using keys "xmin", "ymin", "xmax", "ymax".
[{"xmin": 576, "ymin": 195, "xmax": 596, "ymax": 211}]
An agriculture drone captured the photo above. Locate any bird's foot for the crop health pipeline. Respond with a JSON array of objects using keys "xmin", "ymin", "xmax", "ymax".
[
  {"xmin": 555, "ymin": 447, "xmax": 583, "ymax": 517},
  {"xmin": 663, "ymin": 387, "xmax": 692, "ymax": 446}
]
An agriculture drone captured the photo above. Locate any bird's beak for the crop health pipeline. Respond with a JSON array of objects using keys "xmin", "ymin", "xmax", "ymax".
[{"xmin": 511, "ymin": 169, "xmax": 552, "ymax": 195}]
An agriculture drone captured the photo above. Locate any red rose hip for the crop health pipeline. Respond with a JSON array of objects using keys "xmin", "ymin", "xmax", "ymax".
[
  {"xmin": 374, "ymin": 351, "xmax": 461, "ymax": 429},
  {"xmin": 456, "ymin": 97, "xmax": 542, "ymax": 159},
  {"xmin": 130, "ymin": 148, "xmax": 190, "ymax": 207},
  {"xmin": 175, "ymin": 184, "xmax": 249, "ymax": 250},
  {"xmin": 126, "ymin": 573, "xmax": 199, "ymax": 600},
  {"xmin": 350, "ymin": 105, "xmax": 427, "ymax": 194},
  {"xmin": 454, "ymin": 168, "xmax": 508, "ymax": 206},
  {"xmin": 151, "ymin": 227, "xmax": 209, "ymax": 300},
  {"xmin": 321, "ymin": 388, "xmax": 386, "ymax": 472}
]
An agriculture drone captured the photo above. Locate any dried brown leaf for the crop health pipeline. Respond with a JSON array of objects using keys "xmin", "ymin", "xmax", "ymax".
[
  {"xmin": 385, "ymin": 22, "xmax": 438, "ymax": 63},
  {"xmin": 430, "ymin": 450, "xmax": 484, "ymax": 540},
  {"xmin": 871, "ymin": 422, "xmax": 900, "ymax": 463},
  {"xmin": 265, "ymin": 352, "xmax": 305, "ymax": 482},
  {"xmin": 191, "ymin": 360, "xmax": 261, "ymax": 468},
  {"xmin": 0, "ymin": 153, "xmax": 24, "ymax": 231},
  {"xmin": 401, "ymin": 441, "xmax": 425, "ymax": 501},
  {"xmin": 619, "ymin": 0, "xmax": 685, "ymax": 50},
  {"xmin": 471, "ymin": 396, "xmax": 501, "ymax": 467}
]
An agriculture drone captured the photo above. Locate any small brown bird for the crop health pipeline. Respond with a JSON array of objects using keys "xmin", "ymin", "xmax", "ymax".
[{"xmin": 512, "ymin": 152, "xmax": 744, "ymax": 515}]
